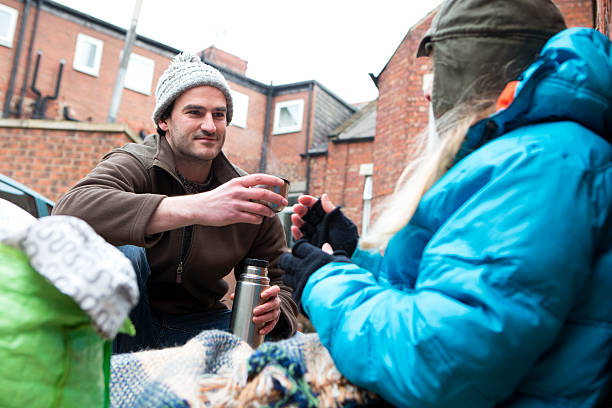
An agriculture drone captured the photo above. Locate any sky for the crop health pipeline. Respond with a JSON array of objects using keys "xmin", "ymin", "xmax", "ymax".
[{"xmin": 53, "ymin": 0, "xmax": 442, "ymax": 104}]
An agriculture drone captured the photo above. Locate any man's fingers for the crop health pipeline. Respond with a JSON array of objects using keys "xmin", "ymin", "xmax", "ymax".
[
  {"xmin": 239, "ymin": 173, "xmax": 285, "ymax": 188},
  {"xmin": 321, "ymin": 193, "xmax": 336, "ymax": 213},
  {"xmin": 259, "ymin": 285, "xmax": 280, "ymax": 301},
  {"xmin": 253, "ymin": 295, "xmax": 280, "ymax": 316},
  {"xmin": 228, "ymin": 201, "xmax": 275, "ymax": 223},
  {"xmin": 248, "ymin": 187, "xmax": 288, "ymax": 208},
  {"xmin": 258, "ymin": 313, "xmax": 280, "ymax": 335}
]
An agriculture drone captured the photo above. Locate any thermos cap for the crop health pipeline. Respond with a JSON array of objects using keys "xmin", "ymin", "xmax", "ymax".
[{"xmin": 244, "ymin": 258, "xmax": 269, "ymax": 268}]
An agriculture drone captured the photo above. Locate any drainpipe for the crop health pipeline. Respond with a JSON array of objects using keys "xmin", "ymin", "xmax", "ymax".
[
  {"xmin": 30, "ymin": 50, "xmax": 42, "ymax": 115},
  {"xmin": 3, "ymin": 0, "xmax": 31, "ymax": 118},
  {"xmin": 259, "ymin": 83, "xmax": 273, "ymax": 172},
  {"xmin": 107, "ymin": 0, "xmax": 143, "ymax": 122},
  {"xmin": 39, "ymin": 59, "xmax": 65, "ymax": 118},
  {"xmin": 303, "ymin": 82, "xmax": 314, "ymax": 194},
  {"xmin": 16, "ymin": 0, "xmax": 42, "ymax": 117}
]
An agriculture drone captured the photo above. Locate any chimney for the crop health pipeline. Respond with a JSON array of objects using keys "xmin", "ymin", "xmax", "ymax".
[{"xmin": 201, "ymin": 46, "xmax": 248, "ymax": 75}]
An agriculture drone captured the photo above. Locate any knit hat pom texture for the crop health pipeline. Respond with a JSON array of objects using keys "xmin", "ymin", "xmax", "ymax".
[{"xmin": 152, "ymin": 52, "xmax": 234, "ymax": 126}]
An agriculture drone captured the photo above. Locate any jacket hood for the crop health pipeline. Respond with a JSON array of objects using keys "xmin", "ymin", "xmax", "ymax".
[{"xmin": 459, "ymin": 28, "xmax": 612, "ymax": 159}]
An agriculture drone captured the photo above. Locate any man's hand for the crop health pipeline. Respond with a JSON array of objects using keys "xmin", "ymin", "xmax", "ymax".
[
  {"xmin": 146, "ymin": 174, "xmax": 288, "ymax": 234},
  {"xmin": 231, "ymin": 285, "xmax": 282, "ymax": 335},
  {"xmin": 252, "ymin": 285, "xmax": 282, "ymax": 335},
  {"xmin": 289, "ymin": 193, "xmax": 359, "ymax": 257}
]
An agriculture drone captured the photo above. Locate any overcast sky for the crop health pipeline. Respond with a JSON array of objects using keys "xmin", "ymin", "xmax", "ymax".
[{"xmin": 53, "ymin": 0, "xmax": 442, "ymax": 104}]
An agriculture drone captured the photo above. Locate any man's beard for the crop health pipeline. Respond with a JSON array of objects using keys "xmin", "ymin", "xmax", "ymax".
[{"xmin": 170, "ymin": 130, "xmax": 225, "ymax": 163}]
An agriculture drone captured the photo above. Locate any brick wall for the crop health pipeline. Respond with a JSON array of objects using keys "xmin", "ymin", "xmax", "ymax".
[
  {"xmin": 594, "ymin": 0, "xmax": 611, "ymax": 38},
  {"xmin": 202, "ymin": 46, "xmax": 247, "ymax": 75},
  {"xmin": 371, "ymin": 12, "xmax": 434, "ymax": 215},
  {"xmin": 223, "ymin": 82, "xmax": 268, "ymax": 174},
  {"xmin": 558, "ymin": 0, "xmax": 594, "ymax": 27},
  {"xmin": 0, "ymin": 0, "xmax": 175, "ymax": 134},
  {"xmin": 0, "ymin": 119, "xmax": 137, "ymax": 201},
  {"xmin": 264, "ymin": 88, "xmax": 312, "ymax": 184},
  {"xmin": 307, "ymin": 141, "xmax": 374, "ymax": 232}
]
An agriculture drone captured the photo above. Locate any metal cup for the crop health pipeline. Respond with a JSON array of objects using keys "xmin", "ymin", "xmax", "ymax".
[{"xmin": 253, "ymin": 177, "xmax": 290, "ymax": 212}]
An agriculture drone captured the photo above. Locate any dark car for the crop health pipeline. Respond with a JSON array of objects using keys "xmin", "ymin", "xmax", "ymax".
[{"xmin": 0, "ymin": 174, "xmax": 54, "ymax": 218}]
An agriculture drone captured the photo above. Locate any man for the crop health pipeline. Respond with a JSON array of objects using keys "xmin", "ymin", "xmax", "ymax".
[{"xmin": 53, "ymin": 53, "xmax": 298, "ymax": 352}]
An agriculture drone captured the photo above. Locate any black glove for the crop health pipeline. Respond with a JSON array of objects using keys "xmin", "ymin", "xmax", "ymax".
[
  {"xmin": 279, "ymin": 239, "xmax": 352, "ymax": 313},
  {"xmin": 300, "ymin": 199, "xmax": 359, "ymax": 257}
]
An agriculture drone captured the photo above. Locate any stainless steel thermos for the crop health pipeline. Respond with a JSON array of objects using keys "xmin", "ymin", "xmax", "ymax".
[{"xmin": 229, "ymin": 258, "xmax": 270, "ymax": 348}]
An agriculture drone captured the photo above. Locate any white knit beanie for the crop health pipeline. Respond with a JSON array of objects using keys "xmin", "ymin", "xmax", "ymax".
[{"xmin": 152, "ymin": 52, "xmax": 233, "ymax": 126}]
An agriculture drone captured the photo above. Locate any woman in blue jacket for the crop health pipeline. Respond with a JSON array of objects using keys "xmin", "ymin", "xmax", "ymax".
[{"xmin": 279, "ymin": 0, "xmax": 612, "ymax": 407}]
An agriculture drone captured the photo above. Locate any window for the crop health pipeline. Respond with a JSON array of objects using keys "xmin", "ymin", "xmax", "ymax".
[
  {"xmin": 422, "ymin": 73, "xmax": 438, "ymax": 144},
  {"xmin": 73, "ymin": 33, "xmax": 104, "ymax": 77},
  {"xmin": 0, "ymin": 4, "xmax": 18, "ymax": 48},
  {"xmin": 277, "ymin": 194, "xmax": 299, "ymax": 246},
  {"xmin": 360, "ymin": 163, "xmax": 373, "ymax": 235},
  {"xmin": 230, "ymin": 89, "xmax": 249, "ymax": 128},
  {"xmin": 124, "ymin": 53, "xmax": 155, "ymax": 95},
  {"xmin": 273, "ymin": 99, "xmax": 304, "ymax": 134}
]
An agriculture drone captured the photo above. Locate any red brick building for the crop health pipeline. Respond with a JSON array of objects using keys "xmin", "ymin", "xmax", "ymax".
[
  {"xmin": 0, "ymin": 0, "xmax": 605, "ymax": 242},
  {"xmin": 307, "ymin": 0, "xmax": 597, "ymax": 234},
  {"xmin": 0, "ymin": 0, "xmax": 356, "ymax": 245}
]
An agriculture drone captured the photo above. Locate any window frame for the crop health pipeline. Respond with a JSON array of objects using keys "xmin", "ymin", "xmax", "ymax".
[
  {"xmin": 230, "ymin": 89, "xmax": 249, "ymax": 128},
  {"xmin": 273, "ymin": 99, "xmax": 305, "ymax": 134},
  {"xmin": 124, "ymin": 52, "xmax": 155, "ymax": 95},
  {"xmin": 0, "ymin": 4, "xmax": 19, "ymax": 48},
  {"xmin": 73, "ymin": 33, "xmax": 104, "ymax": 77}
]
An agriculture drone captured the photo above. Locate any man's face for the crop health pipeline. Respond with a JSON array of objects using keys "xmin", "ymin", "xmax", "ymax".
[{"xmin": 158, "ymin": 86, "xmax": 228, "ymax": 163}]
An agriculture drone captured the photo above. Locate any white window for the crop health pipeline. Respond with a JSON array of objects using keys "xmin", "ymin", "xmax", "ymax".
[
  {"xmin": 0, "ymin": 4, "xmax": 18, "ymax": 48},
  {"xmin": 124, "ymin": 53, "xmax": 155, "ymax": 95},
  {"xmin": 73, "ymin": 33, "xmax": 104, "ymax": 77},
  {"xmin": 422, "ymin": 73, "xmax": 438, "ymax": 144},
  {"xmin": 230, "ymin": 89, "xmax": 249, "ymax": 128},
  {"xmin": 273, "ymin": 99, "xmax": 304, "ymax": 134},
  {"xmin": 360, "ymin": 163, "xmax": 374, "ymax": 235}
]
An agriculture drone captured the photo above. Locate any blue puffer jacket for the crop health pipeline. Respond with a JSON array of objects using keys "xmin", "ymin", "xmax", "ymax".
[{"xmin": 303, "ymin": 28, "xmax": 612, "ymax": 408}]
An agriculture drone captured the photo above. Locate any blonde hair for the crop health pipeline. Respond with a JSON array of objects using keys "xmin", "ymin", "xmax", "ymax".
[{"xmin": 360, "ymin": 101, "xmax": 496, "ymax": 251}]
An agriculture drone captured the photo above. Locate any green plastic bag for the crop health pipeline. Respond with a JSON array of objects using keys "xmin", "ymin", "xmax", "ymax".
[{"xmin": 0, "ymin": 244, "xmax": 112, "ymax": 407}]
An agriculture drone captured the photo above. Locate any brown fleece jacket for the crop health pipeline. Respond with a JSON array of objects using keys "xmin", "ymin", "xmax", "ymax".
[{"xmin": 53, "ymin": 134, "xmax": 298, "ymax": 338}]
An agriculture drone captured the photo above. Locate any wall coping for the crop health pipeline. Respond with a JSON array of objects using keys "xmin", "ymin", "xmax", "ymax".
[{"xmin": 0, "ymin": 119, "xmax": 140, "ymax": 143}]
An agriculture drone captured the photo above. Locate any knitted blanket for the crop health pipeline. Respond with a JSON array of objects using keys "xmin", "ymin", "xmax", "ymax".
[{"xmin": 110, "ymin": 330, "xmax": 387, "ymax": 407}]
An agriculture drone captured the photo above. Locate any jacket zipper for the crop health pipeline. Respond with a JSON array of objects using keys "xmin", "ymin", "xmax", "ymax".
[
  {"xmin": 176, "ymin": 261, "xmax": 183, "ymax": 284},
  {"xmin": 176, "ymin": 225, "xmax": 193, "ymax": 284}
]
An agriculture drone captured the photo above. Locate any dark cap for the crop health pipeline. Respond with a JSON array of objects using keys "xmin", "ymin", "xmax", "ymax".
[
  {"xmin": 244, "ymin": 258, "xmax": 269, "ymax": 268},
  {"xmin": 417, "ymin": 0, "xmax": 567, "ymax": 57}
]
